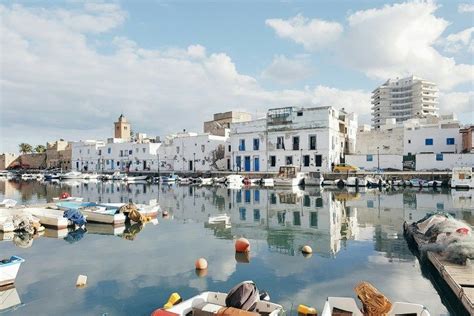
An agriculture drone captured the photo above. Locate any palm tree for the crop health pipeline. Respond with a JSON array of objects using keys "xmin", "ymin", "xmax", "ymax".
[
  {"xmin": 19, "ymin": 143, "xmax": 33, "ymax": 154},
  {"xmin": 35, "ymin": 145, "xmax": 46, "ymax": 153}
]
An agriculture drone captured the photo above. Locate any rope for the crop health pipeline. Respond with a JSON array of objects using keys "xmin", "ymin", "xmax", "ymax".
[{"xmin": 118, "ymin": 203, "xmax": 151, "ymax": 223}]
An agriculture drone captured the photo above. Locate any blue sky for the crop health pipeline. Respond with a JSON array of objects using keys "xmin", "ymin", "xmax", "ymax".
[{"xmin": 0, "ymin": 0, "xmax": 473, "ymax": 152}]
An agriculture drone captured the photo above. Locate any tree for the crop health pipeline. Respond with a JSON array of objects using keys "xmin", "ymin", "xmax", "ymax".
[
  {"xmin": 19, "ymin": 143, "xmax": 33, "ymax": 154},
  {"xmin": 35, "ymin": 145, "xmax": 46, "ymax": 153}
]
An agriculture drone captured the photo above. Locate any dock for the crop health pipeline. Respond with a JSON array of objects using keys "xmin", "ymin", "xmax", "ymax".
[{"xmin": 404, "ymin": 222, "xmax": 474, "ymax": 314}]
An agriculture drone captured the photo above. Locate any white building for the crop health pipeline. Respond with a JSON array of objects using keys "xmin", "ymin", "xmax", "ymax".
[
  {"xmin": 372, "ymin": 75, "xmax": 439, "ymax": 129},
  {"xmin": 158, "ymin": 132, "xmax": 229, "ymax": 173},
  {"xmin": 230, "ymin": 106, "xmax": 357, "ymax": 173},
  {"xmin": 71, "ymin": 140, "xmax": 105, "ymax": 172}
]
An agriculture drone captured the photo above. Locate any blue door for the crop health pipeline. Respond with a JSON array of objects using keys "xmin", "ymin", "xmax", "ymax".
[
  {"xmin": 254, "ymin": 157, "xmax": 260, "ymax": 171},
  {"xmin": 244, "ymin": 156, "xmax": 251, "ymax": 171}
]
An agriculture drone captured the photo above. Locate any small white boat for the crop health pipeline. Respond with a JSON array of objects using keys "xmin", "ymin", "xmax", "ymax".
[
  {"xmin": 199, "ymin": 178, "xmax": 213, "ymax": 185},
  {"xmin": 0, "ymin": 199, "xmax": 17, "ymax": 208},
  {"xmin": 152, "ymin": 290, "xmax": 282, "ymax": 316},
  {"xmin": 161, "ymin": 174, "xmax": 178, "ymax": 183},
  {"xmin": 212, "ymin": 177, "xmax": 226, "ymax": 184},
  {"xmin": 0, "ymin": 216, "xmax": 14, "ymax": 233},
  {"xmin": 274, "ymin": 166, "xmax": 305, "ymax": 187},
  {"xmin": 225, "ymin": 174, "xmax": 244, "ymax": 184},
  {"xmin": 178, "ymin": 177, "xmax": 192, "ymax": 184},
  {"xmin": 367, "ymin": 176, "xmax": 387, "ymax": 187},
  {"xmin": 56, "ymin": 202, "xmax": 125, "ymax": 225},
  {"xmin": 305, "ymin": 172, "xmax": 323, "ymax": 186},
  {"xmin": 260, "ymin": 178, "xmax": 274, "ymax": 186},
  {"xmin": 409, "ymin": 178, "xmax": 426, "ymax": 187},
  {"xmin": 208, "ymin": 214, "xmax": 230, "ymax": 225},
  {"xmin": 112, "ymin": 172, "xmax": 127, "ymax": 181},
  {"xmin": 125, "ymin": 175, "xmax": 149, "ymax": 182},
  {"xmin": 321, "ymin": 297, "xmax": 430, "ymax": 316},
  {"xmin": 82, "ymin": 173, "xmax": 99, "ymax": 180},
  {"xmin": 20, "ymin": 174, "xmax": 34, "ymax": 180},
  {"xmin": 392, "ymin": 179, "xmax": 407, "ymax": 186},
  {"xmin": 451, "ymin": 167, "xmax": 474, "ymax": 189},
  {"xmin": 346, "ymin": 176, "xmax": 367, "ymax": 187},
  {"xmin": 321, "ymin": 179, "xmax": 336, "ymax": 186},
  {"xmin": 60, "ymin": 171, "xmax": 83, "ymax": 179},
  {"xmin": 24, "ymin": 208, "xmax": 70, "ymax": 229},
  {"xmin": 0, "ymin": 285, "xmax": 22, "ymax": 312},
  {"xmin": 0, "ymin": 256, "xmax": 25, "ymax": 287},
  {"xmin": 52, "ymin": 196, "xmax": 84, "ymax": 203},
  {"xmin": 99, "ymin": 202, "xmax": 160, "ymax": 218}
]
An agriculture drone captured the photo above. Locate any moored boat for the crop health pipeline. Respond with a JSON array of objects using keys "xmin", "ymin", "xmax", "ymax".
[
  {"xmin": 60, "ymin": 171, "xmax": 83, "ymax": 180},
  {"xmin": 23, "ymin": 207, "xmax": 73, "ymax": 229},
  {"xmin": 451, "ymin": 167, "xmax": 474, "ymax": 189},
  {"xmin": 162, "ymin": 174, "xmax": 179, "ymax": 183},
  {"xmin": 305, "ymin": 172, "xmax": 323, "ymax": 186},
  {"xmin": 274, "ymin": 166, "xmax": 305, "ymax": 187},
  {"xmin": 0, "ymin": 285, "xmax": 22, "ymax": 312},
  {"xmin": 0, "ymin": 256, "xmax": 25, "ymax": 287},
  {"xmin": 56, "ymin": 202, "xmax": 125, "ymax": 225},
  {"xmin": 346, "ymin": 176, "xmax": 367, "ymax": 187},
  {"xmin": 0, "ymin": 216, "xmax": 14, "ymax": 233},
  {"xmin": 225, "ymin": 174, "xmax": 244, "ymax": 184}
]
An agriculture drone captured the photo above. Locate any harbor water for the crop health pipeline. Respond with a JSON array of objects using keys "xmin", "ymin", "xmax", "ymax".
[{"xmin": 1, "ymin": 179, "xmax": 473, "ymax": 315}]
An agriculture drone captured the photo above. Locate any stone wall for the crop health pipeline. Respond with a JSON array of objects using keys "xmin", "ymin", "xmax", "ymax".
[{"xmin": 0, "ymin": 153, "xmax": 19, "ymax": 170}]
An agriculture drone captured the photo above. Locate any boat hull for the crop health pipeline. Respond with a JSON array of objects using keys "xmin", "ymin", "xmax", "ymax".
[{"xmin": 0, "ymin": 257, "xmax": 24, "ymax": 287}]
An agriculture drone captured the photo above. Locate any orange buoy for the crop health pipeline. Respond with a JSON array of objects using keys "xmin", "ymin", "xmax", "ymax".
[
  {"xmin": 235, "ymin": 237, "xmax": 250, "ymax": 253},
  {"xmin": 195, "ymin": 268, "xmax": 208, "ymax": 277},
  {"xmin": 162, "ymin": 210, "xmax": 169, "ymax": 218},
  {"xmin": 302, "ymin": 245, "xmax": 313, "ymax": 254},
  {"xmin": 60, "ymin": 192, "xmax": 70, "ymax": 199},
  {"xmin": 195, "ymin": 258, "xmax": 208, "ymax": 270}
]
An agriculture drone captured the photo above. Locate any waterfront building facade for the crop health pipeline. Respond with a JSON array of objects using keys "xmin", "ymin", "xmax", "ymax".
[
  {"xmin": 460, "ymin": 126, "xmax": 474, "ymax": 153},
  {"xmin": 371, "ymin": 75, "xmax": 439, "ymax": 129},
  {"xmin": 230, "ymin": 106, "xmax": 357, "ymax": 173},
  {"xmin": 45, "ymin": 140, "xmax": 72, "ymax": 171},
  {"xmin": 203, "ymin": 111, "xmax": 252, "ymax": 136}
]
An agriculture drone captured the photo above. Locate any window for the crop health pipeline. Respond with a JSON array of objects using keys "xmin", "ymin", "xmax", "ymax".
[
  {"xmin": 254, "ymin": 190, "xmax": 260, "ymax": 202},
  {"xmin": 253, "ymin": 209, "xmax": 260, "ymax": 222},
  {"xmin": 292, "ymin": 136, "xmax": 299, "ymax": 150},
  {"xmin": 98, "ymin": 150, "xmax": 102, "ymax": 155},
  {"xmin": 236, "ymin": 156, "xmax": 241, "ymax": 171},
  {"xmin": 286, "ymin": 156, "xmax": 293, "ymax": 165},
  {"xmin": 315, "ymin": 155, "xmax": 322, "ymax": 167},
  {"xmin": 239, "ymin": 139, "xmax": 245, "ymax": 151},
  {"xmin": 176, "ymin": 147, "xmax": 180, "ymax": 154},
  {"xmin": 309, "ymin": 135, "xmax": 316, "ymax": 150},
  {"xmin": 120, "ymin": 150, "xmax": 123, "ymax": 157},
  {"xmin": 201, "ymin": 145, "xmax": 205, "ymax": 153},
  {"xmin": 310, "ymin": 212, "xmax": 318, "ymax": 228},
  {"xmin": 245, "ymin": 190, "xmax": 251, "ymax": 203},
  {"xmin": 367, "ymin": 154, "xmax": 373, "ymax": 162},
  {"xmin": 293, "ymin": 212, "xmax": 301, "ymax": 226},
  {"xmin": 142, "ymin": 148, "xmax": 146, "ymax": 153},
  {"xmin": 303, "ymin": 155, "xmax": 310, "ymax": 167},
  {"xmin": 239, "ymin": 207, "xmax": 246, "ymax": 221},
  {"xmin": 315, "ymin": 197, "xmax": 323, "ymax": 207},
  {"xmin": 117, "ymin": 161, "xmax": 120, "ymax": 166},
  {"xmin": 270, "ymin": 193, "xmax": 277, "ymax": 204},
  {"xmin": 253, "ymin": 138, "xmax": 259, "ymax": 150},
  {"xmin": 135, "ymin": 148, "xmax": 138, "ymax": 153},
  {"xmin": 87, "ymin": 149, "xmax": 90, "ymax": 154},
  {"xmin": 446, "ymin": 138, "xmax": 455, "ymax": 145},
  {"xmin": 367, "ymin": 200, "xmax": 374, "ymax": 208},
  {"xmin": 129, "ymin": 150, "xmax": 132, "ymax": 155},
  {"xmin": 276, "ymin": 136, "xmax": 285, "ymax": 149},
  {"xmin": 297, "ymin": 111, "xmax": 303, "ymax": 116},
  {"xmin": 236, "ymin": 191, "xmax": 242, "ymax": 203},
  {"xmin": 436, "ymin": 153, "xmax": 443, "ymax": 161},
  {"xmin": 425, "ymin": 138, "xmax": 433, "ymax": 145},
  {"xmin": 408, "ymin": 139, "xmax": 411, "ymax": 144},
  {"xmin": 228, "ymin": 145, "xmax": 231, "ymax": 152},
  {"xmin": 304, "ymin": 195, "xmax": 310, "ymax": 207},
  {"xmin": 270, "ymin": 155, "xmax": 276, "ymax": 167},
  {"xmin": 124, "ymin": 126, "xmax": 127, "ymax": 130}
]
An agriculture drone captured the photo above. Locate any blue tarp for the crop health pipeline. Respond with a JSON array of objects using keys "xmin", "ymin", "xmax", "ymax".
[{"xmin": 63, "ymin": 208, "xmax": 87, "ymax": 227}]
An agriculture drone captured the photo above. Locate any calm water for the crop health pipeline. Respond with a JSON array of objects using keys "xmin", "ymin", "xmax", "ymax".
[{"xmin": 1, "ymin": 179, "xmax": 473, "ymax": 316}]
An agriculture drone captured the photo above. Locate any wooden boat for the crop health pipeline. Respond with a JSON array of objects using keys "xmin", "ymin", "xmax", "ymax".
[
  {"xmin": 274, "ymin": 166, "xmax": 305, "ymax": 187},
  {"xmin": 0, "ymin": 285, "xmax": 22, "ymax": 313},
  {"xmin": 451, "ymin": 167, "xmax": 474, "ymax": 189},
  {"xmin": 24, "ymin": 207, "xmax": 71, "ymax": 229},
  {"xmin": 56, "ymin": 202, "xmax": 125, "ymax": 225},
  {"xmin": 321, "ymin": 297, "xmax": 430, "ymax": 315},
  {"xmin": 152, "ymin": 291, "xmax": 282, "ymax": 316},
  {"xmin": 0, "ymin": 256, "xmax": 24, "ymax": 287},
  {"xmin": 404, "ymin": 219, "xmax": 474, "ymax": 314}
]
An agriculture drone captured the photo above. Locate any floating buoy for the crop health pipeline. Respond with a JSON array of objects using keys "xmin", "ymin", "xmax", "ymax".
[
  {"xmin": 163, "ymin": 292, "xmax": 182, "ymax": 309},
  {"xmin": 195, "ymin": 268, "xmax": 208, "ymax": 277},
  {"xmin": 301, "ymin": 245, "xmax": 313, "ymax": 254},
  {"xmin": 76, "ymin": 274, "xmax": 87, "ymax": 288},
  {"xmin": 60, "ymin": 192, "xmax": 70, "ymax": 199},
  {"xmin": 297, "ymin": 304, "xmax": 317, "ymax": 316},
  {"xmin": 195, "ymin": 258, "xmax": 208, "ymax": 270},
  {"xmin": 235, "ymin": 237, "xmax": 250, "ymax": 253},
  {"xmin": 235, "ymin": 251, "xmax": 250, "ymax": 263},
  {"xmin": 162, "ymin": 210, "xmax": 169, "ymax": 218}
]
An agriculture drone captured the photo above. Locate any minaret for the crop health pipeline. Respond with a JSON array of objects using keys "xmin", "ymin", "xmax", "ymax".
[{"xmin": 114, "ymin": 114, "xmax": 131, "ymax": 140}]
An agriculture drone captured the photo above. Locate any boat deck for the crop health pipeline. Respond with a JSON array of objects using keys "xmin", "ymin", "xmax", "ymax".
[{"xmin": 404, "ymin": 222, "xmax": 474, "ymax": 314}]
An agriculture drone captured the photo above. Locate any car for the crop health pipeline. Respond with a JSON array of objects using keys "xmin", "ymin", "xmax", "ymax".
[{"xmin": 333, "ymin": 164, "xmax": 358, "ymax": 173}]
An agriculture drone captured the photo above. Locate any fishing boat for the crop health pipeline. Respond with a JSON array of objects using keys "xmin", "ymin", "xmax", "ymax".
[
  {"xmin": 81, "ymin": 173, "xmax": 99, "ymax": 180},
  {"xmin": 162, "ymin": 174, "xmax": 179, "ymax": 183},
  {"xmin": 451, "ymin": 167, "xmax": 474, "ymax": 189},
  {"xmin": 125, "ymin": 175, "xmax": 149, "ymax": 183},
  {"xmin": 346, "ymin": 176, "xmax": 368, "ymax": 187},
  {"xmin": 0, "ymin": 199, "xmax": 17, "ymax": 208},
  {"xmin": 321, "ymin": 296, "xmax": 430, "ymax": 316},
  {"xmin": 56, "ymin": 202, "xmax": 125, "ymax": 225},
  {"xmin": 44, "ymin": 173, "xmax": 61, "ymax": 180},
  {"xmin": 259, "ymin": 178, "xmax": 274, "ymax": 186},
  {"xmin": 274, "ymin": 166, "xmax": 305, "ymax": 187},
  {"xmin": 112, "ymin": 171, "xmax": 127, "ymax": 181},
  {"xmin": 60, "ymin": 171, "xmax": 83, "ymax": 180},
  {"xmin": 0, "ymin": 285, "xmax": 22, "ymax": 313},
  {"xmin": 207, "ymin": 214, "xmax": 230, "ymax": 225},
  {"xmin": 23, "ymin": 208, "xmax": 72, "ymax": 229},
  {"xmin": 0, "ymin": 256, "xmax": 25, "ymax": 287},
  {"xmin": 212, "ymin": 177, "xmax": 227, "ymax": 184},
  {"xmin": 305, "ymin": 172, "xmax": 323, "ymax": 186},
  {"xmin": 225, "ymin": 174, "xmax": 244, "ymax": 184},
  {"xmin": 52, "ymin": 195, "xmax": 84, "ymax": 203},
  {"xmin": 321, "ymin": 179, "xmax": 336, "ymax": 186},
  {"xmin": 199, "ymin": 178, "xmax": 213, "ymax": 185},
  {"xmin": 98, "ymin": 202, "xmax": 160, "ymax": 218},
  {"xmin": 424, "ymin": 180, "xmax": 443, "ymax": 188},
  {"xmin": 409, "ymin": 178, "xmax": 426, "ymax": 187},
  {"xmin": 151, "ymin": 283, "xmax": 282, "ymax": 316},
  {"xmin": 178, "ymin": 177, "xmax": 192, "ymax": 185}
]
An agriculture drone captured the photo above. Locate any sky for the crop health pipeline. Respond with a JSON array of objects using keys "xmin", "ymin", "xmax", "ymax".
[{"xmin": 0, "ymin": 0, "xmax": 473, "ymax": 153}]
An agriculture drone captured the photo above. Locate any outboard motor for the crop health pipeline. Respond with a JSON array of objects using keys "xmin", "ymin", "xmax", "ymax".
[{"xmin": 226, "ymin": 281, "xmax": 260, "ymax": 311}]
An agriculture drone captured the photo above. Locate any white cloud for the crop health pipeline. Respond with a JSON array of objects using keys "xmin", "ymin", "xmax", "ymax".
[
  {"xmin": 0, "ymin": 3, "xmax": 368, "ymax": 153},
  {"xmin": 458, "ymin": 3, "xmax": 474, "ymax": 13},
  {"xmin": 267, "ymin": 2, "xmax": 474, "ymax": 91},
  {"xmin": 261, "ymin": 55, "xmax": 313, "ymax": 84},
  {"xmin": 442, "ymin": 27, "xmax": 474, "ymax": 53},
  {"xmin": 265, "ymin": 14, "xmax": 343, "ymax": 51},
  {"xmin": 438, "ymin": 91, "xmax": 474, "ymax": 123},
  {"xmin": 310, "ymin": 86, "xmax": 371, "ymax": 116}
]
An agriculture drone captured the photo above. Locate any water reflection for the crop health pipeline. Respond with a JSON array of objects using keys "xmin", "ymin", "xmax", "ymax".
[{"xmin": 0, "ymin": 179, "xmax": 473, "ymax": 315}]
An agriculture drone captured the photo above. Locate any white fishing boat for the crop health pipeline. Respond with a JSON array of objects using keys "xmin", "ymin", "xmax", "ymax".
[
  {"xmin": 305, "ymin": 172, "xmax": 323, "ymax": 186},
  {"xmin": 0, "ymin": 256, "xmax": 25, "ymax": 287},
  {"xmin": 60, "ymin": 171, "xmax": 83, "ymax": 179},
  {"xmin": 112, "ymin": 171, "xmax": 127, "ymax": 181},
  {"xmin": 199, "ymin": 178, "xmax": 213, "ymax": 185},
  {"xmin": 425, "ymin": 180, "xmax": 443, "ymax": 187},
  {"xmin": 259, "ymin": 178, "xmax": 274, "ymax": 186},
  {"xmin": 0, "ymin": 216, "xmax": 14, "ymax": 233},
  {"xmin": 52, "ymin": 195, "xmax": 84, "ymax": 203},
  {"xmin": 20, "ymin": 174, "xmax": 34, "ymax": 180},
  {"xmin": 0, "ymin": 285, "xmax": 22, "ymax": 312},
  {"xmin": 162, "ymin": 174, "xmax": 179, "ymax": 183},
  {"xmin": 152, "ymin": 289, "xmax": 282, "ymax": 316},
  {"xmin": 99, "ymin": 202, "xmax": 160, "ymax": 218},
  {"xmin": 208, "ymin": 214, "xmax": 230, "ymax": 225},
  {"xmin": 212, "ymin": 177, "xmax": 226, "ymax": 184},
  {"xmin": 409, "ymin": 178, "xmax": 426, "ymax": 187},
  {"xmin": 24, "ymin": 207, "xmax": 71, "ymax": 229},
  {"xmin": 81, "ymin": 173, "xmax": 99, "ymax": 180},
  {"xmin": 392, "ymin": 179, "xmax": 408, "ymax": 186},
  {"xmin": 225, "ymin": 174, "xmax": 244, "ymax": 184},
  {"xmin": 321, "ymin": 179, "xmax": 336, "ymax": 186},
  {"xmin": 0, "ymin": 199, "xmax": 17, "ymax": 208},
  {"xmin": 274, "ymin": 166, "xmax": 305, "ymax": 187},
  {"xmin": 451, "ymin": 167, "xmax": 474, "ymax": 189},
  {"xmin": 321, "ymin": 297, "xmax": 430, "ymax": 316},
  {"xmin": 125, "ymin": 175, "xmax": 149, "ymax": 182},
  {"xmin": 178, "ymin": 177, "xmax": 192, "ymax": 184},
  {"xmin": 56, "ymin": 202, "xmax": 125, "ymax": 225},
  {"xmin": 346, "ymin": 176, "xmax": 368, "ymax": 187}
]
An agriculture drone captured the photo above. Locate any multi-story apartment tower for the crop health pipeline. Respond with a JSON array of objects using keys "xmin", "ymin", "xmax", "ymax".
[{"xmin": 371, "ymin": 75, "xmax": 438, "ymax": 129}]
